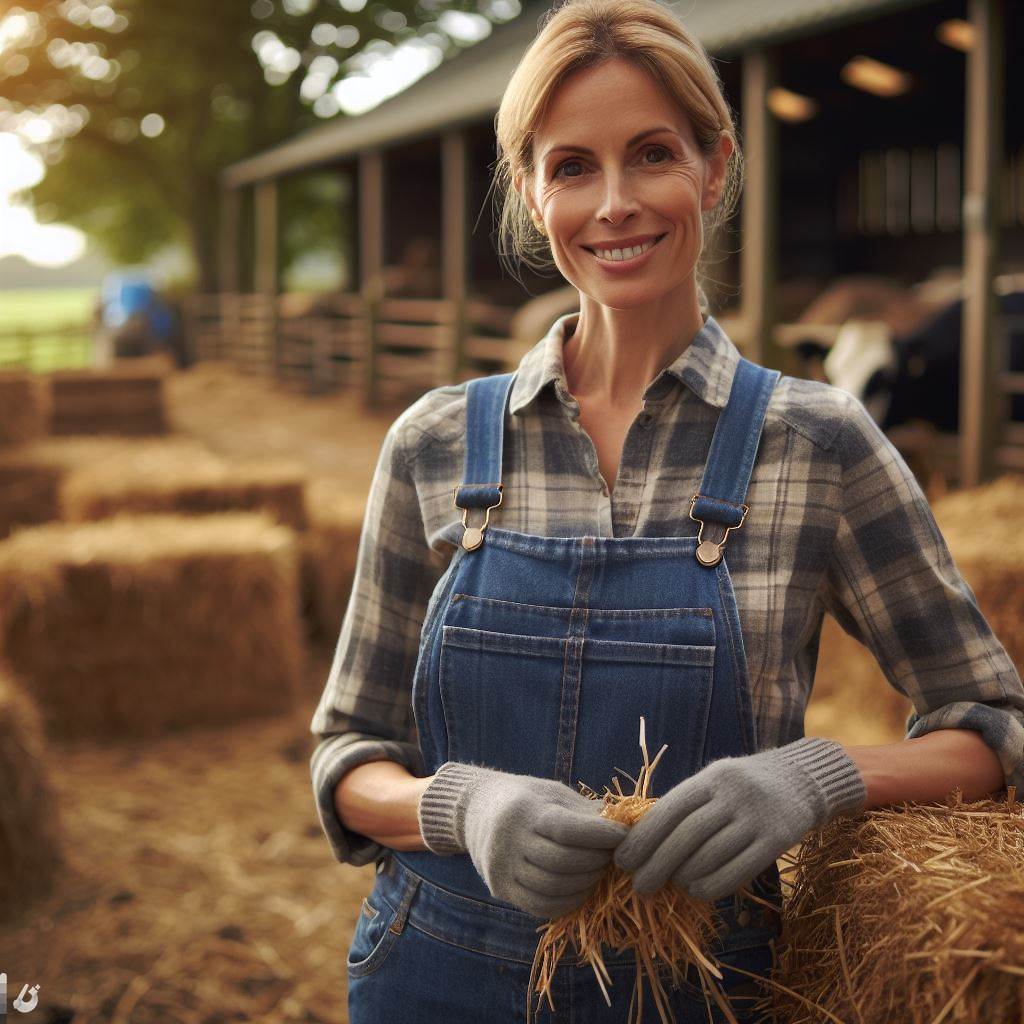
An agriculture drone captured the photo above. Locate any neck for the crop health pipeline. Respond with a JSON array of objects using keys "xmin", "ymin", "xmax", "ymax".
[{"xmin": 562, "ymin": 284, "xmax": 706, "ymax": 409}]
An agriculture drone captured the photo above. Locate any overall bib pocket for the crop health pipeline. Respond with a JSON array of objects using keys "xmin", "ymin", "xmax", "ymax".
[{"xmin": 437, "ymin": 594, "xmax": 716, "ymax": 791}]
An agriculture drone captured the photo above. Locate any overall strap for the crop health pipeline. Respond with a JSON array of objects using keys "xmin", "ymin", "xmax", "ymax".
[
  {"xmin": 453, "ymin": 372, "xmax": 516, "ymax": 551},
  {"xmin": 690, "ymin": 357, "xmax": 780, "ymax": 567}
]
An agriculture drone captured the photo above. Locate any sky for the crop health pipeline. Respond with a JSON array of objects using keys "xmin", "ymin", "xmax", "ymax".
[{"xmin": 0, "ymin": 132, "xmax": 87, "ymax": 268}]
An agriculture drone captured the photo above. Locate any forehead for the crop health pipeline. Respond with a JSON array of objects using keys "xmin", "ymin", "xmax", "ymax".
[{"xmin": 532, "ymin": 57, "xmax": 693, "ymax": 155}]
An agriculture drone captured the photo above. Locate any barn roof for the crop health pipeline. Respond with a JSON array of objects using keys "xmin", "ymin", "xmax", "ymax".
[{"xmin": 223, "ymin": 0, "xmax": 935, "ymax": 187}]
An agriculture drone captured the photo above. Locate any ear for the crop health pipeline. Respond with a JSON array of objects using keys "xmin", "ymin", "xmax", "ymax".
[{"xmin": 701, "ymin": 132, "xmax": 734, "ymax": 211}]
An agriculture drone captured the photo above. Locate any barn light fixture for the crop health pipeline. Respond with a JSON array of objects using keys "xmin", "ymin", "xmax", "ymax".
[
  {"xmin": 840, "ymin": 56, "xmax": 913, "ymax": 98},
  {"xmin": 766, "ymin": 86, "xmax": 819, "ymax": 123},
  {"xmin": 936, "ymin": 19, "xmax": 975, "ymax": 52}
]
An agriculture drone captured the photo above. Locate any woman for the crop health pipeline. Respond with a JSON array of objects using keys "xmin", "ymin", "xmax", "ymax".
[{"xmin": 310, "ymin": 1, "xmax": 1024, "ymax": 1020}]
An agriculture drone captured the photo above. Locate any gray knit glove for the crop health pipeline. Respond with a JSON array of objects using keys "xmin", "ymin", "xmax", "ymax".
[
  {"xmin": 418, "ymin": 761, "xmax": 628, "ymax": 919},
  {"xmin": 614, "ymin": 737, "xmax": 866, "ymax": 901}
]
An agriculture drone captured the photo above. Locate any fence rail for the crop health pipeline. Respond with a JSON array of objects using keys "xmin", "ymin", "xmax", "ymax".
[
  {"xmin": 0, "ymin": 323, "xmax": 94, "ymax": 373},
  {"xmin": 184, "ymin": 291, "xmax": 521, "ymax": 403}
]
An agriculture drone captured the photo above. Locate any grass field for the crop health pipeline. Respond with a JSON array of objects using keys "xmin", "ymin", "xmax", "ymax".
[{"xmin": 0, "ymin": 287, "xmax": 97, "ymax": 372}]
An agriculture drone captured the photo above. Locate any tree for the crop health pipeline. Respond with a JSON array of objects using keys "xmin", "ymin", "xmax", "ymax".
[{"xmin": 0, "ymin": 0, "xmax": 512, "ymax": 290}]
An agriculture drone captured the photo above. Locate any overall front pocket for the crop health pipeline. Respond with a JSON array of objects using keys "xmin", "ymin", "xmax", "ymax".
[
  {"xmin": 571, "ymin": 635, "xmax": 715, "ymax": 795},
  {"xmin": 437, "ymin": 596, "xmax": 716, "ymax": 792},
  {"xmin": 346, "ymin": 892, "xmax": 401, "ymax": 978},
  {"xmin": 439, "ymin": 625, "xmax": 567, "ymax": 777}
]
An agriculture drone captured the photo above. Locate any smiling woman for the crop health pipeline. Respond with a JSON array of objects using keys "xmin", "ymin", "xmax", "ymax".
[{"xmin": 312, "ymin": 1, "xmax": 1024, "ymax": 1022}]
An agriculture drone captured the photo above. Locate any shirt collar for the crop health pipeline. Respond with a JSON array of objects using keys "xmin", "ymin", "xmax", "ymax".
[{"xmin": 508, "ymin": 310, "xmax": 741, "ymax": 415}]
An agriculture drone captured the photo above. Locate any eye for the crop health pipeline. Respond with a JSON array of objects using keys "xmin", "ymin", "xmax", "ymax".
[
  {"xmin": 641, "ymin": 144, "xmax": 672, "ymax": 165},
  {"xmin": 552, "ymin": 144, "xmax": 673, "ymax": 179},
  {"xmin": 552, "ymin": 158, "xmax": 584, "ymax": 180}
]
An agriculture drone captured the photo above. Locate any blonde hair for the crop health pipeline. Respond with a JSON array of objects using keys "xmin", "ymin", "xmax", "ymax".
[{"xmin": 491, "ymin": 0, "xmax": 743, "ymax": 302}]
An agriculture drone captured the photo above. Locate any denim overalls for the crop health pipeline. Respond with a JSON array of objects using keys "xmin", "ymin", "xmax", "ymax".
[{"xmin": 348, "ymin": 357, "xmax": 784, "ymax": 1023}]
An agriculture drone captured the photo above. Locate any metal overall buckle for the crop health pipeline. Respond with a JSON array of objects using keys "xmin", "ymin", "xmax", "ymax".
[
  {"xmin": 452, "ymin": 483, "xmax": 503, "ymax": 551},
  {"xmin": 688, "ymin": 492, "xmax": 748, "ymax": 567}
]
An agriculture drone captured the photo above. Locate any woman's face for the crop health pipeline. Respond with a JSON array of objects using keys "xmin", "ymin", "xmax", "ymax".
[{"xmin": 522, "ymin": 57, "xmax": 730, "ymax": 308}]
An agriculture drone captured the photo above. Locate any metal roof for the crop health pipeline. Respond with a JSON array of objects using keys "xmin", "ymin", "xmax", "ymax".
[{"xmin": 223, "ymin": 0, "xmax": 936, "ymax": 187}]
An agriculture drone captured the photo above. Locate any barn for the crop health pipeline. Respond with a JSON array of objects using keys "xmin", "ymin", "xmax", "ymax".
[{"xmin": 202, "ymin": 0, "xmax": 1023, "ymax": 487}]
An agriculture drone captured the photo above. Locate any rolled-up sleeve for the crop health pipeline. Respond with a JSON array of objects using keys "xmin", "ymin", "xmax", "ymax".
[
  {"xmin": 310, "ymin": 420, "xmax": 448, "ymax": 866},
  {"xmin": 819, "ymin": 395, "xmax": 1024, "ymax": 792}
]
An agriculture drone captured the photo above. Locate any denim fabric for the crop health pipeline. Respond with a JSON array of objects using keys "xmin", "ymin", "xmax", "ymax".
[
  {"xmin": 348, "ymin": 852, "xmax": 778, "ymax": 1023},
  {"xmin": 347, "ymin": 356, "xmax": 783, "ymax": 1022}
]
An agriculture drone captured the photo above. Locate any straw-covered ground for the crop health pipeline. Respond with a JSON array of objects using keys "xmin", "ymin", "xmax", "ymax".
[{"xmin": 0, "ymin": 647, "xmax": 373, "ymax": 1024}]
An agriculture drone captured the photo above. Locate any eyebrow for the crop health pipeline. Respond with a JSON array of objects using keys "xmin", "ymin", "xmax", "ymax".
[{"xmin": 541, "ymin": 126, "xmax": 678, "ymax": 163}]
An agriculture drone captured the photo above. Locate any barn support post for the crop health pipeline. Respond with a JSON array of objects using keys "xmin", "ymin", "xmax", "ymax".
[
  {"xmin": 960, "ymin": 0, "xmax": 1004, "ymax": 487},
  {"xmin": 254, "ymin": 178, "xmax": 279, "ymax": 375},
  {"xmin": 216, "ymin": 184, "xmax": 242, "ymax": 363},
  {"xmin": 442, "ymin": 129, "xmax": 469, "ymax": 382},
  {"xmin": 740, "ymin": 49, "xmax": 782, "ymax": 370},
  {"xmin": 359, "ymin": 148, "xmax": 385, "ymax": 406},
  {"xmin": 218, "ymin": 185, "xmax": 241, "ymax": 295}
]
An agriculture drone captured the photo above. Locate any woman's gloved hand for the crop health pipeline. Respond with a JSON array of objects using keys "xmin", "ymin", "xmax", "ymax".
[
  {"xmin": 613, "ymin": 737, "xmax": 866, "ymax": 902},
  {"xmin": 418, "ymin": 761, "xmax": 628, "ymax": 919}
]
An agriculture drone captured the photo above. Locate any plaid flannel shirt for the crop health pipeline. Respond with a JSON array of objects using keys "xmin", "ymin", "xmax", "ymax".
[{"xmin": 310, "ymin": 312, "xmax": 1024, "ymax": 866}]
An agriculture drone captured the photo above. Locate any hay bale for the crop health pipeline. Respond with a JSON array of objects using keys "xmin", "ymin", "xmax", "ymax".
[
  {"xmin": 0, "ymin": 437, "xmax": 222, "ymax": 539},
  {"xmin": 0, "ymin": 457, "xmax": 64, "ymax": 539},
  {"xmin": 0, "ymin": 667, "xmax": 62, "ymax": 921},
  {"xmin": 806, "ymin": 614, "xmax": 912, "ymax": 748},
  {"xmin": 0, "ymin": 512, "xmax": 305, "ymax": 739},
  {"xmin": 932, "ymin": 474, "xmax": 1024, "ymax": 676},
  {"xmin": 61, "ymin": 453, "xmax": 309, "ymax": 531},
  {"xmin": 48, "ymin": 361, "xmax": 168, "ymax": 436},
  {"xmin": 301, "ymin": 479, "xmax": 366, "ymax": 639},
  {"xmin": 0, "ymin": 370, "xmax": 49, "ymax": 446},
  {"xmin": 766, "ymin": 790, "xmax": 1024, "ymax": 1024}
]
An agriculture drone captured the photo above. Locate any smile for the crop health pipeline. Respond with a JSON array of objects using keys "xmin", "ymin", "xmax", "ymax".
[{"xmin": 585, "ymin": 233, "xmax": 667, "ymax": 264}]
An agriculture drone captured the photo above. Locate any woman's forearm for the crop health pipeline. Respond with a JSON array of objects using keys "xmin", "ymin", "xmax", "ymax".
[
  {"xmin": 334, "ymin": 759, "xmax": 436, "ymax": 851},
  {"xmin": 841, "ymin": 727, "xmax": 1005, "ymax": 810}
]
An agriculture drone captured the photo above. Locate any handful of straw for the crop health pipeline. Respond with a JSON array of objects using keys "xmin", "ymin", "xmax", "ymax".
[{"xmin": 526, "ymin": 717, "xmax": 775, "ymax": 1024}]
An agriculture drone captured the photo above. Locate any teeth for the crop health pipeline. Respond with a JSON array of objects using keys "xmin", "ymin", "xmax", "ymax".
[{"xmin": 593, "ymin": 237, "xmax": 658, "ymax": 261}]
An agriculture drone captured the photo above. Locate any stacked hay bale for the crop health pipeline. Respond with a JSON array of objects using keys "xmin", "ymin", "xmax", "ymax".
[
  {"xmin": 805, "ymin": 614, "xmax": 912, "ymax": 747},
  {"xmin": 0, "ymin": 512, "xmax": 305, "ymax": 739},
  {"xmin": 931, "ymin": 473, "xmax": 1024, "ymax": 676},
  {"xmin": 301, "ymin": 478, "xmax": 367, "ymax": 640},
  {"xmin": 0, "ymin": 666, "xmax": 62, "ymax": 921},
  {"xmin": 0, "ymin": 436, "xmax": 219, "ymax": 540},
  {"xmin": 48, "ymin": 358, "xmax": 168, "ymax": 436},
  {"xmin": 764, "ymin": 790, "xmax": 1024, "ymax": 1024},
  {"xmin": 0, "ymin": 370, "xmax": 50, "ymax": 445},
  {"xmin": 61, "ymin": 450, "xmax": 309, "ymax": 531},
  {"xmin": 806, "ymin": 473, "xmax": 1024, "ymax": 750},
  {"xmin": 0, "ymin": 371, "xmax": 62, "ymax": 539}
]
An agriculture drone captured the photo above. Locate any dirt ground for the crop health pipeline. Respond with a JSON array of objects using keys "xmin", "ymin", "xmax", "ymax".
[
  {"xmin": 0, "ymin": 361, "xmax": 905, "ymax": 1023},
  {"xmin": 163, "ymin": 361, "xmax": 404, "ymax": 489}
]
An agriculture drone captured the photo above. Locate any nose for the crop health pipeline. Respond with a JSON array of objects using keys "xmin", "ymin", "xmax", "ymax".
[{"xmin": 594, "ymin": 167, "xmax": 641, "ymax": 225}]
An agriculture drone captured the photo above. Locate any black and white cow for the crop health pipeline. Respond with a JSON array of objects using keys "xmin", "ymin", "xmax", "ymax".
[{"xmin": 795, "ymin": 288, "xmax": 1024, "ymax": 432}]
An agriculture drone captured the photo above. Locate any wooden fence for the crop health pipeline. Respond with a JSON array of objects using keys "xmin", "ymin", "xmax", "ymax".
[
  {"xmin": 183, "ymin": 292, "xmax": 521, "ymax": 405},
  {"xmin": 0, "ymin": 323, "xmax": 94, "ymax": 373}
]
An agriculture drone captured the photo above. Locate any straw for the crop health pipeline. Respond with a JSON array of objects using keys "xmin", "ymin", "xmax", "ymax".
[{"xmin": 527, "ymin": 716, "xmax": 768, "ymax": 1024}]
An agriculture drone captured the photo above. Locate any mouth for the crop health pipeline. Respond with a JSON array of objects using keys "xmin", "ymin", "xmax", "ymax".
[{"xmin": 583, "ymin": 233, "xmax": 667, "ymax": 264}]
